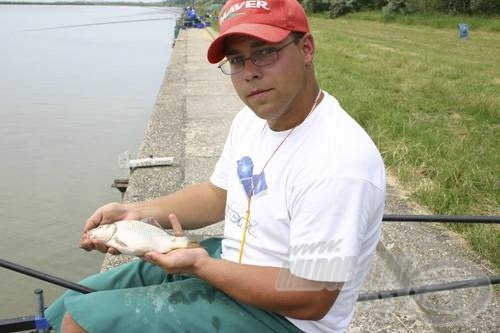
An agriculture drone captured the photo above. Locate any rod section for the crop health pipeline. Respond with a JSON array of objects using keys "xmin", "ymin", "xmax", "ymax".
[
  {"xmin": 357, "ymin": 276, "xmax": 500, "ymax": 301},
  {"xmin": 382, "ymin": 214, "xmax": 500, "ymax": 223},
  {"xmin": 0, "ymin": 258, "xmax": 95, "ymax": 294}
]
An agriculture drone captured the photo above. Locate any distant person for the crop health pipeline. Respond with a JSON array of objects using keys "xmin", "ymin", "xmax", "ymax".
[
  {"xmin": 187, "ymin": 7, "xmax": 197, "ymax": 20},
  {"xmin": 183, "ymin": 6, "xmax": 197, "ymax": 28},
  {"xmin": 45, "ymin": 0, "xmax": 385, "ymax": 332}
]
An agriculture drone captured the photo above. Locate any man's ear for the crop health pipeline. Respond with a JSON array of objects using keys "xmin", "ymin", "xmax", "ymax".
[{"xmin": 301, "ymin": 33, "xmax": 315, "ymax": 65}]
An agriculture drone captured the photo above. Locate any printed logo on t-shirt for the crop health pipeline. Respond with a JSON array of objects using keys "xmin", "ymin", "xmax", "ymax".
[
  {"xmin": 226, "ymin": 201, "xmax": 258, "ymax": 237},
  {"xmin": 237, "ymin": 156, "xmax": 268, "ymax": 197}
]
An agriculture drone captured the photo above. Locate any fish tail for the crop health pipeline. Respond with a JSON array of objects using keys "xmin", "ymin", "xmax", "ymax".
[{"xmin": 186, "ymin": 241, "xmax": 202, "ymax": 249}]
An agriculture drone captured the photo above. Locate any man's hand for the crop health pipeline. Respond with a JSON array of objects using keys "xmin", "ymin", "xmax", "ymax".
[
  {"xmin": 144, "ymin": 247, "xmax": 210, "ymax": 275},
  {"xmin": 80, "ymin": 202, "xmax": 141, "ymax": 254},
  {"xmin": 143, "ymin": 213, "xmax": 210, "ymax": 274}
]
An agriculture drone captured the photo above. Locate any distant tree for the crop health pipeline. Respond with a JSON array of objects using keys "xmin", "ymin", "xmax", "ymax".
[
  {"xmin": 306, "ymin": 0, "xmax": 499, "ymax": 17},
  {"xmin": 460, "ymin": 0, "xmax": 499, "ymax": 14},
  {"xmin": 328, "ymin": 0, "xmax": 387, "ymax": 18},
  {"xmin": 328, "ymin": 0, "xmax": 358, "ymax": 18}
]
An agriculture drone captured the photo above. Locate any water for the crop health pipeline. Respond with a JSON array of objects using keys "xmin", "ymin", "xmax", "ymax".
[{"xmin": 0, "ymin": 4, "xmax": 179, "ymax": 318}]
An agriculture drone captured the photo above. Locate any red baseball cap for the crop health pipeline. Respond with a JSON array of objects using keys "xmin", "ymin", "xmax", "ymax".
[{"xmin": 207, "ymin": 0, "xmax": 310, "ymax": 64}]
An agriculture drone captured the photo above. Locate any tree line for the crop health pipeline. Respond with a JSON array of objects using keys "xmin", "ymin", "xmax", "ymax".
[
  {"xmin": 301, "ymin": 0, "xmax": 500, "ymax": 17},
  {"xmin": 182, "ymin": 0, "xmax": 499, "ymax": 18}
]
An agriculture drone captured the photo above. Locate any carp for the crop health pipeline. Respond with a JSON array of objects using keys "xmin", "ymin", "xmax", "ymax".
[{"xmin": 88, "ymin": 219, "xmax": 192, "ymax": 256}]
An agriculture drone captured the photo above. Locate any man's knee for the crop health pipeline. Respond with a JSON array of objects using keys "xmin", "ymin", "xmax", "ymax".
[{"xmin": 61, "ymin": 312, "xmax": 86, "ymax": 333}]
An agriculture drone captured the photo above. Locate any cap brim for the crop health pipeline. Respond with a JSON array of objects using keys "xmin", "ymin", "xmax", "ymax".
[{"xmin": 207, "ymin": 23, "xmax": 291, "ymax": 64}]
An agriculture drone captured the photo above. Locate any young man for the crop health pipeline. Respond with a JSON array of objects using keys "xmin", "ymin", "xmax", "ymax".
[{"xmin": 46, "ymin": 0, "xmax": 385, "ymax": 332}]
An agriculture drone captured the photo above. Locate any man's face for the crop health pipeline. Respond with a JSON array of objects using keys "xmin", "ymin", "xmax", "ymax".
[{"xmin": 223, "ymin": 34, "xmax": 312, "ymax": 130}]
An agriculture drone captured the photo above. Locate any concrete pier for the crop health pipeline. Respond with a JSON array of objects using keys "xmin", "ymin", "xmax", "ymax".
[{"xmin": 103, "ymin": 28, "xmax": 498, "ymax": 332}]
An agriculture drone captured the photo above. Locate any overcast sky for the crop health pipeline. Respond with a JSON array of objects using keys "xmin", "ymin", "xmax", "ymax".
[{"xmin": 2, "ymin": 0, "xmax": 169, "ymax": 3}]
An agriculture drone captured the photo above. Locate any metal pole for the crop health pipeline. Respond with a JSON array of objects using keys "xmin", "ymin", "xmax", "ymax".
[
  {"xmin": 33, "ymin": 289, "xmax": 49, "ymax": 333},
  {"xmin": 0, "ymin": 258, "xmax": 95, "ymax": 294}
]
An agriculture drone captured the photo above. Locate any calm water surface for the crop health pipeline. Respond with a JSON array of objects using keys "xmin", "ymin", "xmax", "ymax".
[{"xmin": 0, "ymin": 4, "xmax": 178, "ymax": 318}]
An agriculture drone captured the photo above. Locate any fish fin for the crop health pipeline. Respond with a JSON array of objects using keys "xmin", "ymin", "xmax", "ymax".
[
  {"xmin": 141, "ymin": 217, "xmax": 164, "ymax": 230},
  {"xmin": 112, "ymin": 237, "xmax": 128, "ymax": 248},
  {"xmin": 160, "ymin": 241, "xmax": 201, "ymax": 253},
  {"xmin": 164, "ymin": 230, "xmax": 175, "ymax": 237},
  {"xmin": 186, "ymin": 241, "xmax": 202, "ymax": 249}
]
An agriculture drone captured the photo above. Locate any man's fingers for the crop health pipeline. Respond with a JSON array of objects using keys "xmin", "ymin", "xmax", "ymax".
[
  {"xmin": 80, "ymin": 232, "xmax": 94, "ymax": 251},
  {"xmin": 83, "ymin": 215, "xmax": 102, "ymax": 233},
  {"xmin": 93, "ymin": 240, "xmax": 110, "ymax": 253},
  {"xmin": 80, "ymin": 234, "xmax": 112, "ymax": 254},
  {"xmin": 83, "ymin": 203, "xmax": 120, "ymax": 232},
  {"xmin": 169, "ymin": 213, "xmax": 184, "ymax": 236},
  {"xmin": 144, "ymin": 251, "xmax": 160, "ymax": 264}
]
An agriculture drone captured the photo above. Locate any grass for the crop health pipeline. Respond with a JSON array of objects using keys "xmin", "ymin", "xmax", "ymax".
[{"xmin": 310, "ymin": 13, "xmax": 499, "ymax": 270}]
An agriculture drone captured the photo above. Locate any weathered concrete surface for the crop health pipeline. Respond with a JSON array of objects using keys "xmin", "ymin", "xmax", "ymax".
[{"xmin": 103, "ymin": 28, "xmax": 498, "ymax": 331}]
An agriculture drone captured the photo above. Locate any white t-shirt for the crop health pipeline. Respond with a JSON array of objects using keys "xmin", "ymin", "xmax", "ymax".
[{"xmin": 210, "ymin": 91, "xmax": 386, "ymax": 332}]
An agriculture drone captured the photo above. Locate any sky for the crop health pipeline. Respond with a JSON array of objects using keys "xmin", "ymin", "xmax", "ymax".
[{"xmin": 3, "ymin": 0, "xmax": 169, "ymax": 3}]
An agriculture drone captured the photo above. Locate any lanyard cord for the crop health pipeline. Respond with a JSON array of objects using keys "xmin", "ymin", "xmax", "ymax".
[
  {"xmin": 237, "ymin": 89, "xmax": 323, "ymax": 264},
  {"xmin": 238, "ymin": 196, "xmax": 253, "ymax": 263}
]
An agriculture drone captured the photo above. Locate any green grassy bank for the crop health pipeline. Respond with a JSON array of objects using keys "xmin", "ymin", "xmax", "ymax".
[{"xmin": 311, "ymin": 13, "xmax": 499, "ymax": 269}]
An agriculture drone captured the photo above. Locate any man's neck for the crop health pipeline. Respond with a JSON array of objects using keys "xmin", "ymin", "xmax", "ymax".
[{"xmin": 267, "ymin": 84, "xmax": 322, "ymax": 131}]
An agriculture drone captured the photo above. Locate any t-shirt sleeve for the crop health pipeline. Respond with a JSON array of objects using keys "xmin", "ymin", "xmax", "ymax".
[{"xmin": 288, "ymin": 176, "xmax": 384, "ymax": 282}]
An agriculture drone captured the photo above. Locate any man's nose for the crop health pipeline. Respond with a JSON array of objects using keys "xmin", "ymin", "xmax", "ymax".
[{"xmin": 242, "ymin": 57, "xmax": 262, "ymax": 80}]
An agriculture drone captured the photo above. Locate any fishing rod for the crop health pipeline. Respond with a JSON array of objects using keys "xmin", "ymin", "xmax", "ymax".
[
  {"xmin": 0, "ymin": 258, "xmax": 95, "ymax": 294},
  {"xmin": 1, "ymin": 213, "xmax": 499, "ymax": 296},
  {"xmin": 2, "ymin": 256, "xmax": 499, "ymax": 299},
  {"xmin": 357, "ymin": 275, "xmax": 500, "ymax": 301},
  {"xmin": 382, "ymin": 214, "xmax": 500, "ymax": 223},
  {"xmin": 26, "ymin": 17, "xmax": 177, "ymax": 32}
]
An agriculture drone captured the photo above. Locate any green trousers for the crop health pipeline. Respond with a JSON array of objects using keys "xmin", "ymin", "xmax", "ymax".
[{"xmin": 45, "ymin": 238, "xmax": 302, "ymax": 333}]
